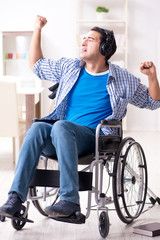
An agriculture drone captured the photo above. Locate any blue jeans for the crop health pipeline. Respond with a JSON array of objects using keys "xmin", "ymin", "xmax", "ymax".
[{"xmin": 9, "ymin": 120, "xmax": 95, "ymax": 204}]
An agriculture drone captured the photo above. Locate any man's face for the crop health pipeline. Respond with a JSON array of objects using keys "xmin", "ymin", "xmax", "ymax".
[{"xmin": 80, "ymin": 30, "xmax": 102, "ymax": 62}]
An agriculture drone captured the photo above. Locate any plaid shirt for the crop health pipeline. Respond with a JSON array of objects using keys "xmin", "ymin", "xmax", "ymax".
[{"xmin": 33, "ymin": 57, "xmax": 160, "ymax": 135}]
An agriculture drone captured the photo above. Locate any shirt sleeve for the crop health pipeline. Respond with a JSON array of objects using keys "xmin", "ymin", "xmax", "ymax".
[
  {"xmin": 33, "ymin": 57, "xmax": 66, "ymax": 82},
  {"xmin": 129, "ymin": 81, "xmax": 160, "ymax": 110}
]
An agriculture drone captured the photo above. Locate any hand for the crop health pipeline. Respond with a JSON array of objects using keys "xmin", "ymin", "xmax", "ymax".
[
  {"xmin": 140, "ymin": 61, "xmax": 156, "ymax": 79},
  {"xmin": 34, "ymin": 15, "xmax": 47, "ymax": 31},
  {"xmin": 140, "ymin": 61, "xmax": 160, "ymax": 100}
]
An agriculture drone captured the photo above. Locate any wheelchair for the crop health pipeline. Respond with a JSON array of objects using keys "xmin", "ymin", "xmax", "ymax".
[{"xmin": 2, "ymin": 118, "xmax": 159, "ymax": 238}]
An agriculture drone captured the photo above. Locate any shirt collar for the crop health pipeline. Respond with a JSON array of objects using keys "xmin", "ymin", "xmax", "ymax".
[
  {"xmin": 79, "ymin": 60, "xmax": 116, "ymax": 81},
  {"xmin": 79, "ymin": 60, "xmax": 85, "ymax": 68}
]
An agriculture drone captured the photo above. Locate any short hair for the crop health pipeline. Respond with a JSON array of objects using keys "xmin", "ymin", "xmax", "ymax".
[{"xmin": 91, "ymin": 26, "xmax": 117, "ymax": 62}]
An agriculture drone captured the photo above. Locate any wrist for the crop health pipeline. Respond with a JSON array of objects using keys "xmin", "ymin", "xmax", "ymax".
[
  {"xmin": 148, "ymin": 74, "xmax": 157, "ymax": 83},
  {"xmin": 34, "ymin": 27, "xmax": 42, "ymax": 33}
]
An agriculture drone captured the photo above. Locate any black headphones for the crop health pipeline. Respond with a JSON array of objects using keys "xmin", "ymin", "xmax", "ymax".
[{"xmin": 99, "ymin": 29, "xmax": 114, "ymax": 57}]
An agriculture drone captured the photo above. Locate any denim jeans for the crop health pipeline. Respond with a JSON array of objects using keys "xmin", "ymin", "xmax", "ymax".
[{"xmin": 9, "ymin": 120, "xmax": 95, "ymax": 204}]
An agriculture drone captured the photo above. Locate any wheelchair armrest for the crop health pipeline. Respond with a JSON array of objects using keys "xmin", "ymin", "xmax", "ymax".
[
  {"xmin": 95, "ymin": 120, "xmax": 123, "ymax": 153},
  {"xmin": 100, "ymin": 120, "xmax": 122, "ymax": 127},
  {"xmin": 98, "ymin": 135, "xmax": 121, "ymax": 153},
  {"xmin": 32, "ymin": 118, "xmax": 59, "ymax": 124},
  {"xmin": 32, "ymin": 118, "xmax": 38, "ymax": 123}
]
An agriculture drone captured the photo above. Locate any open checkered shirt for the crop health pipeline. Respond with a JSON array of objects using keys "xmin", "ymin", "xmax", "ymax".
[{"xmin": 33, "ymin": 57, "xmax": 160, "ymax": 135}]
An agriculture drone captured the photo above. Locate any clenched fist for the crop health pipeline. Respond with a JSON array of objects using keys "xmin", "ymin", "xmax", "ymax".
[
  {"xmin": 34, "ymin": 15, "xmax": 47, "ymax": 31},
  {"xmin": 139, "ymin": 61, "xmax": 160, "ymax": 100},
  {"xmin": 140, "ymin": 61, "xmax": 156, "ymax": 79}
]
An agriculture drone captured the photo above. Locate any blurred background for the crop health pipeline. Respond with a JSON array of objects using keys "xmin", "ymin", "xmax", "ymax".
[
  {"xmin": 0, "ymin": 0, "xmax": 160, "ymax": 132},
  {"xmin": 0, "ymin": 2, "xmax": 160, "ymax": 238}
]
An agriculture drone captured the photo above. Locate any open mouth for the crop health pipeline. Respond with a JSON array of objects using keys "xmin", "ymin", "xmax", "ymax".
[{"xmin": 81, "ymin": 48, "xmax": 87, "ymax": 53}]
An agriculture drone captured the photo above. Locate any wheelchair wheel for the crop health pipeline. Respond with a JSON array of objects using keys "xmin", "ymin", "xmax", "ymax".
[
  {"xmin": 112, "ymin": 137, "xmax": 148, "ymax": 224},
  {"xmin": 29, "ymin": 157, "xmax": 59, "ymax": 216},
  {"xmin": 99, "ymin": 211, "xmax": 110, "ymax": 238},
  {"xmin": 121, "ymin": 141, "xmax": 147, "ymax": 219},
  {"xmin": 11, "ymin": 205, "xmax": 27, "ymax": 230}
]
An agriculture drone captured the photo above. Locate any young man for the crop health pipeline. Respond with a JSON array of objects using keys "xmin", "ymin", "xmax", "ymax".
[{"xmin": 0, "ymin": 15, "xmax": 160, "ymax": 218}]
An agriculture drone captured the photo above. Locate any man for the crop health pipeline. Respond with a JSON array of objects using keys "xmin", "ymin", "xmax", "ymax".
[{"xmin": 0, "ymin": 15, "xmax": 160, "ymax": 219}]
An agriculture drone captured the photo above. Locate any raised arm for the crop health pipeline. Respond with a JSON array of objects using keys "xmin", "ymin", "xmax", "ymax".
[
  {"xmin": 140, "ymin": 61, "xmax": 160, "ymax": 101},
  {"xmin": 29, "ymin": 15, "xmax": 47, "ymax": 70}
]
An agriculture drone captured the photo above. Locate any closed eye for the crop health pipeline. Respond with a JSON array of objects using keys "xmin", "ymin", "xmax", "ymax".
[
  {"xmin": 83, "ymin": 36, "xmax": 95, "ymax": 41},
  {"xmin": 88, "ymin": 37, "xmax": 95, "ymax": 41}
]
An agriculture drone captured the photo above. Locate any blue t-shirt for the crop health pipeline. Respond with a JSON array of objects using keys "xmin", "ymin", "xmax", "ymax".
[{"xmin": 65, "ymin": 67, "xmax": 112, "ymax": 129}]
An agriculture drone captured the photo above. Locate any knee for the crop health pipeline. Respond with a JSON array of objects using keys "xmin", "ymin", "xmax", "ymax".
[
  {"xmin": 51, "ymin": 120, "xmax": 73, "ymax": 138},
  {"xmin": 25, "ymin": 122, "xmax": 51, "ymax": 140},
  {"xmin": 27, "ymin": 122, "xmax": 45, "ymax": 133}
]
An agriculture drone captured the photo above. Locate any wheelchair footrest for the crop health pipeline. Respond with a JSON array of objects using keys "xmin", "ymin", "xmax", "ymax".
[
  {"xmin": 12, "ymin": 216, "xmax": 34, "ymax": 223},
  {"xmin": 49, "ymin": 212, "xmax": 86, "ymax": 224},
  {"xmin": 156, "ymin": 197, "xmax": 160, "ymax": 205},
  {"xmin": 7, "ymin": 213, "xmax": 34, "ymax": 223},
  {"xmin": 2, "ymin": 213, "xmax": 34, "ymax": 223}
]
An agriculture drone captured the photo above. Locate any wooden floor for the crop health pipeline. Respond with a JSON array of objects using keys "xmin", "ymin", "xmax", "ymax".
[{"xmin": 0, "ymin": 131, "xmax": 160, "ymax": 240}]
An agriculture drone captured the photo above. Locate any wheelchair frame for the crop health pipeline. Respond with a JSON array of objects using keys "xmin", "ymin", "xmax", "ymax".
[{"xmin": 1, "ymin": 120, "xmax": 159, "ymax": 238}]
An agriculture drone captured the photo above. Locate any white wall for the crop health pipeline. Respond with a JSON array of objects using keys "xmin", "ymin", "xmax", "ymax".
[
  {"xmin": 0, "ymin": 0, "xmax": 75, "ymax": 117},
  {"xmin": 0, "ymin": 0, "xmax": 160, "ymax": 130},
  {"xmin": 127, "ymin": 0, "xmax": 160, "ymax": 131}
]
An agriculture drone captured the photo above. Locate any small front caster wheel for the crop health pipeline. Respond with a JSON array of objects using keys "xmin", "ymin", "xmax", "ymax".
[
  {"xmin": 99, "ymin": 211, "xmax": 110, "ymax": 238},
  {"xmin": 11, "ymin": 205, "xmax": 28, "ymax": 230}
]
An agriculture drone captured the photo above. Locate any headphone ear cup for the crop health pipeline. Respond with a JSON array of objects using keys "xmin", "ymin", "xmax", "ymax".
[
  {"xmin": 99, "ymin": 41, "xmax": 111, "ymax": 56},
  {"xmin": 99, "ymin": 29, "xmax": 116, "ymax": 59},
  {"xmin": 99, "ymin": 42, "xmax": 105, "ymax": 56}
]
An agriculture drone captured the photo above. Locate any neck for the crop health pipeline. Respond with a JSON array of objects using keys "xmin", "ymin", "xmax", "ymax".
[{"xmin": 85, "ymin": 62, "xmax": 109, "ymax": 74}]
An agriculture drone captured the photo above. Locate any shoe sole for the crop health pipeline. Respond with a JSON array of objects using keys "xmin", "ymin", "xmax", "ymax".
[
  {"xmin": 45, "ymin": 209, "xmax": 73, "ymax": 218},
  {"xmin": 0, "ymin": 210, "xmax": 13, "ymax": 218}
]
